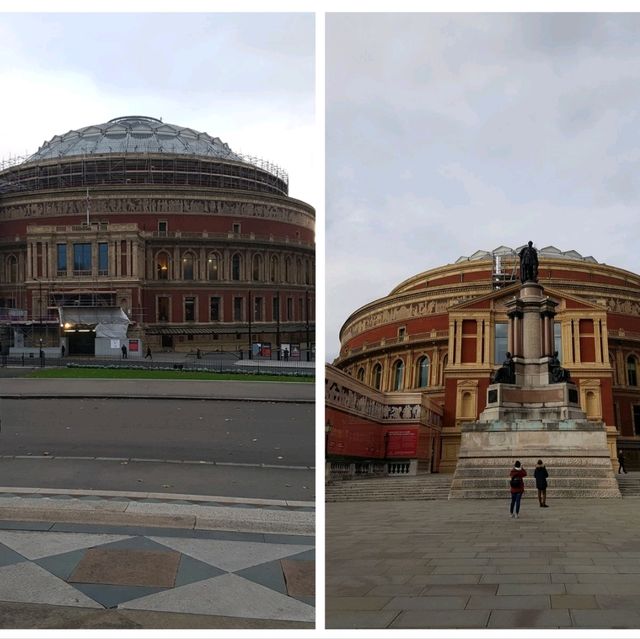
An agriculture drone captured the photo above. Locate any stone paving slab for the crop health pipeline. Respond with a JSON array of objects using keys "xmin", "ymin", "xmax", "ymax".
[
  {"xmin": 0, "ymin": 487, "xmax": 315, "ymax": 628},
  {"xmin": 389, "ymin": 609, "xmax": 490, "ymax": 629},
  {"xmin": 326, "ymin": 497, "xmax": 640, "ymax": 629}
]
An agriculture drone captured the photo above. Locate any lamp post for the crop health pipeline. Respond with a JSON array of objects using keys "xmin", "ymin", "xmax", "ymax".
[
  {"xmin": 305, "ymin": 289, "xmax": 311, "ymax": 362},
  {"xmin": 248, "ymin": 290, "xmax": 253, "ymax": 360},
  {"xmin": 275, "ymin": 291, "xmax": 281, "ymax": 361}
]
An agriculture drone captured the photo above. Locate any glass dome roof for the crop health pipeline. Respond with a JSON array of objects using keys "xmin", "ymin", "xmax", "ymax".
[{"xmin": 27, "ymin": 116, "xmax": 244, "ymax": 162}]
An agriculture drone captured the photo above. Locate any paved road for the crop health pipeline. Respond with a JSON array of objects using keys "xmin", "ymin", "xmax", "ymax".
[
  {"xmin": 327, "ymin": 497, "xmax": 640, "ymax": 629},
  {"xmin": 0, "ymin": 398, "xmax": 313, "ymax": 465},
  {"xmin": 0, "ymin": 397, "xmax": 313, "ymax": 501}
]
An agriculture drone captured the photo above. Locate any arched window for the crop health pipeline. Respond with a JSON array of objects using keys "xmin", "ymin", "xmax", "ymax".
[
  {"xmin": 357, "ymin": 367, "xmax": 365, "ymax": 382},
  {"xmin": 232, "ymin": 253, "xmax": 242, "ymax": 281},
  {"xmin": 392, "ymin": 359, "xmax": 404, "ymax": 391},
  {"xmin": 627, "ymin": 355, "xmax": 638, "ymax": 387},
  {"xmin": 417, "ymin": 355, "xmax": 430, "ymax": 387},
  {"xmin": 270, "ymin": 256, "xmax": 279, "ymax": 282},
  {"xmin": 207, "ymin": 253, "xmax": 220, "ymax": 281},
  {"xmin": 252, "ymin": 254, "xmax": 262, "ymax": 281},
  {"xmin": 182, "ymin": 252, "xmax": 195, "ymax": 280},
  {"xmin": 285, "ymin": 257, "xmax": 292, "ymax": 283},
  {"xmin": 156, "ymin": 252, "xmax": 170, "ymax": 280},
  {"xmin": 372, "ymin": 363, "xmax": 382, "ymax": 390},
  {"xmin": 7, "ymin": 255, "xmax": 17, "ymax": 283}
]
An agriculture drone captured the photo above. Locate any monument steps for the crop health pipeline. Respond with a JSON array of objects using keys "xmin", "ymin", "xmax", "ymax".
[
  {"xmin": 326, "ymin": 475, "xmax": 452, "ymax": 502},
  {"xmin": 616, "ymin": 472, "xmax": 640, "ymax": 496}
]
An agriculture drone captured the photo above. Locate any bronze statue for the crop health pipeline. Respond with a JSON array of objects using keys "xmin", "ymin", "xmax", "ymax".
[
  {"xmin": 519, "ymin": 241, "xmax": 539, "ymax": 283},
  {"xmin": 492, "ymin": 352, "xmax": 515, "ymax": 384},
  {"xmin": 549, "ymin": 350, "xmax": 570, "ymax": 383}
]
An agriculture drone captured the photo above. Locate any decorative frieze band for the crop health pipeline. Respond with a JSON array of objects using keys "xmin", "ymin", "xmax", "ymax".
[{"xmin": 0, "ymin": 198, "xmax": 314, "ymax": 230}]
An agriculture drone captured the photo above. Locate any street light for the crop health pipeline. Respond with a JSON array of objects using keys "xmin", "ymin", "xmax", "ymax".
[{"xmin": 305, "ymin": 289, "xmax": 311, "ymax": 362}]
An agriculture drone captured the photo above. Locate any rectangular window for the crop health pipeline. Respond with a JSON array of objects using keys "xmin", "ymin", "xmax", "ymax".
[
  {"xmin": 73, "ymin": 243, "xmax": 91, "ymax": 273},
  {"xmin": 57, "ymin": 244, "xmax": 67, "ymax": 274},
  {"xmin": 184, "ymin": 297, "xmax": 196, "ymax": 322},
  {"xmin": 287, "ymin": 297, "xmax": 293, "ymax": 321},
  {"xmin": 158, "ymin": 220, "xmax": 168, "ymax": 235},
  {"xmin": 254, "ymin": 296, "xmax": 263, "ymax": 321},
  {"xmin": 494, "ymin": 322, "xmax": 508, "ymax": 364},
  {"xmin": 634, "ymin": 406, "xmax": 640, "ymax": 436},
  {"xmin": 554, "ymin": 322, "xmax": 562, "ymax": 362},
  {"xmin": 232, "ymin": 222, "xmax": 241, "ymax": 234},
  {"xmin": 272, "ymin": 296, "xmax": 280, "ymax": 322},
  {"xmin": 98, "ymin": 243, "xmax": 108, "ymax": 275},
  {"xmin": 120, "ymin": 240, "xmax": 128, "ymax": 276},
  {"xmin": 299, "ymin": 298, "xmax": 304, "ymax": 321},
  {"xmin": 210, "ymin": 296, "xmax": 221, "ymax": 322},
  {"xmin": 233, "ymin": 297, "xmax": 243, "ymax": 321},
  {"xmin": 157, "ymin": 297, "xmax": 170, "ymax": 322}
]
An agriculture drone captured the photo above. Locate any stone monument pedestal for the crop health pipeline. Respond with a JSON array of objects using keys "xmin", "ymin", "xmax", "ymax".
[{"xmin": 449, "ymin": 268, "xmax": 620, "ymax": 499}]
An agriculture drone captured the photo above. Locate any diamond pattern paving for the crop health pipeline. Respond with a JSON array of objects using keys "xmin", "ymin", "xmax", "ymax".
[
  {"xmin": 0, "ymin": 524, "xmax": 315, "ymax": 623},
  {"xmin": 119, "ymin": 573, "xmax": 315, "ymax": 622},
  {"xmin": 69, "ymin": 548, "xmax": 181, "ymax": 588}
]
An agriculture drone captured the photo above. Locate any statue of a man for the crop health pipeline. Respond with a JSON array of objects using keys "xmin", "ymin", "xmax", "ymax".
[
  {"xmin": 492, "ymin": 352, "xmax": 515, "ymax": 384},
  {"xmin": 519, "ymin": 241, "xmax": 539, "ymax": 283},
  {"xmin": 549, "ymin": 350, "xmax": 570, "ymax": 383}
]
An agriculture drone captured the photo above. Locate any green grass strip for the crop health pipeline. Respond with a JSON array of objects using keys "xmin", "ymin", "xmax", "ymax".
[{"xmin": 27, "ymin": 367, "xmax": 314, "ymax": 383}]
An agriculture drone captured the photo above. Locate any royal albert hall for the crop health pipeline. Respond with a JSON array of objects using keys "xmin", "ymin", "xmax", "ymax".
[
  {"xmin": 0, "ymin": 116, "xmax": 315, "ymax": 357},
  {"xmin": 327, "ymin": 246, "xmax": 640, "ymax": 474}
]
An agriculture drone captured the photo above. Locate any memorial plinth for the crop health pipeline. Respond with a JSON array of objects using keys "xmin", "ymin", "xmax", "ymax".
[{"xmin": 449, "ymin": 277, "xmax": 620, "ymax": 499}]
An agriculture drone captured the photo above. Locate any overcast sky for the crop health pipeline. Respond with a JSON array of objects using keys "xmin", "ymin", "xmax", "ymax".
[
  {"xmin": 326, "ymin": 12, "xmax": 640, "ymax": 362},
  {"xmin": 0, "ymin": 12, "xmax": 315, "ymax": 202}
]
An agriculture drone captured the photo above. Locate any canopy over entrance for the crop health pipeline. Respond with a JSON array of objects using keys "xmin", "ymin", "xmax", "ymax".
[{"xmin": 59, "ymin": 306, "xmax": 130, "ymax": 339}]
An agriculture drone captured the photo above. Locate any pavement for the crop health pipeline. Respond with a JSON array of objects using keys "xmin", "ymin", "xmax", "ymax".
[
  {"xmin": 0, "ymin": 378, "xmax": 315, "ymax": 628},
  {"xmin": 0, "ymin": 488, "xmax": 315, "ymax": 629},
  {"xmin": 326, "ymin": 495, "xmax": 640, "ymax": 629}
]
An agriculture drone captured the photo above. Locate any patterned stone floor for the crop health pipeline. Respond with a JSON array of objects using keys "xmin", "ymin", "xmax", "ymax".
[
  {"xmin": 0, "ymin": 522, "xmax": 314, "ymax": 624},
  {"xmin": 327, "ymin": 497, "xmax": 640, "ymax": 629}
]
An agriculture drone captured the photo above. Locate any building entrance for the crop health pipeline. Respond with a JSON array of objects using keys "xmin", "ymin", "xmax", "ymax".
[
  {"xmin": 161, "ymin": 334, "xmax": 173, "ymax": 350},
  {"xmin": 67, "ymin": 332, "xmax": 95, "ymax": 355}
]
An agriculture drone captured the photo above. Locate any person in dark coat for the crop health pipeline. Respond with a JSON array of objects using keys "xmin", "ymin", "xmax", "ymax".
[
  {"xmin": 618, "ymin": 449, "xmax": 628, "ymax": 474},
  {"xmin": 534, "ymin": 459, "xmax": 549, "ymax": 507},
  {"xmin": 509, "ymin": 460, "xmax": 527, "ymax": 519}
]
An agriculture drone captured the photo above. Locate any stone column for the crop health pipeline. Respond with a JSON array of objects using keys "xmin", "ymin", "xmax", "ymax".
[
  {"xmin": 513, "ymin": 312, "xmax": 522, "ymax": 357},
  {"xmin": 454, "ymin": 320, "xmax": 462, "ymax": 365},
  {"xmin": 572, "ymin": 319, "xmax": 581, "ymax": 364},
  {"xmin": 594, "ymin": 319, "xmax": 602, "ymax": 363},
  {"xmin": 520, "ymin": 285, "xmax": 543, "ymax": 360}
]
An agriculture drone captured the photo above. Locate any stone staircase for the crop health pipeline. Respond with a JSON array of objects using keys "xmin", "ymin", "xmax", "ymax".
[
  {"xmin": 325, "ymin": 474, "xmax": 452, "ymax": 502},
  {"xmin": 449, "ymin": 456, "xmax": 621, "ymax": 499},
  {"xmin": 616, "ymin": 471, "xmax": 640, "ymax": 496}
]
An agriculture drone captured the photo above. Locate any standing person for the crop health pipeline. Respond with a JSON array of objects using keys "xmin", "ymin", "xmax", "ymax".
[
  {"xmin": 121, "ymin": 344, "xmax": 127, "ymax": 359},
  {"xmin": 618, "ymin": 449, "xmax": 628, "ymax": 474},
  {"xmin": 145, "ymin": 346, "xmax": 152, "ymax": 360},
  {"xmin": 534, "ymin": 459, "xmax": 549, "ymax": 507},
  {"xmin": 509, "ymin": 460, "xmax": 527, "ymax": 519}
]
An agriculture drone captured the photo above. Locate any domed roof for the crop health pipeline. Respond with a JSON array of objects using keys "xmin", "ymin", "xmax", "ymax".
[
  {"xmin": 27, "ymin": 116, "xmax": 244, "ymax": 163},
  {"xmin": 455, "ymin": 245, "xmax": 598, "ymax": 264}
]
